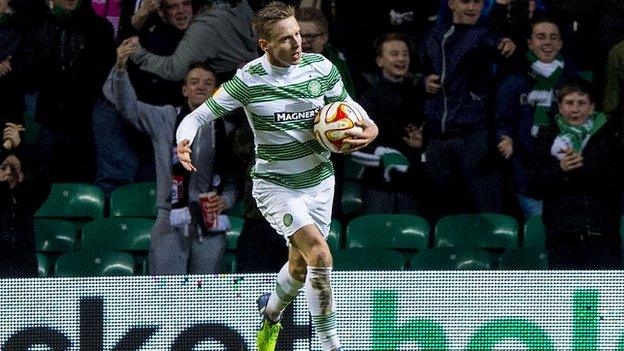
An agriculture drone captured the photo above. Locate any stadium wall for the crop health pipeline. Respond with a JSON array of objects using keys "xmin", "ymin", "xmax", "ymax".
[{"xmin": 1, "ymin": 272, "xmax": 623, "ymax": 350}]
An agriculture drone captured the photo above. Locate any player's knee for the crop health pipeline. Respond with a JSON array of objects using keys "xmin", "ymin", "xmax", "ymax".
[
  {"xmin": 307, "ymin": 244, "xmax": 332, "ymax": 268},
  {"xmin": 290, "ymin": 265, "xmax": 307, "ymax": 282}
]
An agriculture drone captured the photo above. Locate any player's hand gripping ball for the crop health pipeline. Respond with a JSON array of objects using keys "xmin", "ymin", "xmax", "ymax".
[{"xmin": 313, "ymin": 101, "xmax": 364, "ymax": 153}]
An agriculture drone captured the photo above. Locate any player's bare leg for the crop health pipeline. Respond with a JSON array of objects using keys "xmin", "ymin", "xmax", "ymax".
[{"xmin": 257, "ymin": 224, "xmax": 341, "ymax": 351}]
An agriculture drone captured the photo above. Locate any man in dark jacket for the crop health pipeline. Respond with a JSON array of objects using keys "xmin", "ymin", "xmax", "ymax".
[
  {"xmin": 28, "ymin": 0, "xmax": 115, "ymax": 183},
  {"xmin": 495, "ymin": 18, "xmax": 579, "ymax": 218},
  {"xmin": 422, "ymin": 0, "xmax": 515, "ymax": 217},
  {"xmin": 0, "ymin": 122, "xmax": 50, "ymax": 278},
  {"xmin": 94, "ymin": 0, "xmax": 195, "ymax": 195},
  {"xmin": 0, "ymin": 0, "xmax": 26, "ymax": 126},
  {"xmin": 528, "ymin": 79, "xmax": 623, "ymax": 269},
  {"xmin": 356, "ymin": 32, "xmax": 426, "ymax": 215}
]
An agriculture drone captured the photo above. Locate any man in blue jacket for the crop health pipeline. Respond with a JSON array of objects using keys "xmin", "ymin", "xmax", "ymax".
[
  {"xmin": 496, "ymin": 18, "xmax": 579, "ymax": 218},
  {"xmin": 423, "ymin": 0, "xmax": 515, "ymax": 217}
]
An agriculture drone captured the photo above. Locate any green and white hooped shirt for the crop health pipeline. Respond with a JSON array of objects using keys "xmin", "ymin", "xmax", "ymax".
[{"xmin": 177, "ymin": 53, "xmax": 370, "ymax": 190}]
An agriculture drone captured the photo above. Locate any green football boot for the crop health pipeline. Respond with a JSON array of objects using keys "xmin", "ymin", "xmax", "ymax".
[{"xmin": 256, "ymin": 293, "xmax": 282, "ymax": 351}]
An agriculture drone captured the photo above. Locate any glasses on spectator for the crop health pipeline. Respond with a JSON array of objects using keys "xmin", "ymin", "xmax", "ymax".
[{"xmin": 302, "ymin": 33, "xmax": 325, "ymax": 41}]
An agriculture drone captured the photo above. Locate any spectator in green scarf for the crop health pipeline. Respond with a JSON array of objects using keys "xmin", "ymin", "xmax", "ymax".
[{"xmin": 528, "ymin": 78, "xmax": 624, "ymax": 269}]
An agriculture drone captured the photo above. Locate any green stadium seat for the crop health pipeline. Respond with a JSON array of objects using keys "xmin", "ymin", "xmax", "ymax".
[
  {"xmin": 327, "ymin": 218, "xmax": 342, "ymax": 251},
  {"xmin": 410, "ymin": 247, "xmax": 494, "ymax": 270},
  {"xmin": 222, "ymin": 252, "xmax": 237, "ymax": 273},
  {"xmin": 54, "ymin": 250, "xmax": 136, "ymax": 277},
  {"xmin": 344, "ymin": 156, "xmax": 364, "ymax": 180},
  {"xmin": 109, "ymin": 182, "xmax": 157, "ymax": 218},
  {"xmin": 225, "ymin": 201, "xmax": 245, "ymax": 218},
  {"xmin": 81, "ymin": 218, "xmax": 153, "ymax": 252},
  {"xmin": 226, "ymin": 216, "xmax": 244, "ymax": 250},
  {"xmin": 620, "ymin": 215, "xmax": 624, "ymax": 246},
  {"xmin": 345, "ymin": 214, "xmax": 429, "ymax": 250},
  {"xmin": 524, "ymin": 215, "xmax": 545, "ymax": 248},
  {"xmin": 23, "ymin": 111, "xmax": 41, "ymax": 146},
  {"xmin": 434, "ymin": 213, "xmax": 519, "ymax": 250},
  {"xmin": 333, "ymin": 248, "xmax": 405, "ymax": 271},
  {"xmin": 35, "ymin": 183, "xmax": 105, "ymax": 223},
  {"xmin": 37, "ymin": 253, "xmax": 51, "ymax": 277},
  {"xmin": 341, "ymin": 180, "xmax": 362, "ymax": 215},
  {"xmin": 499, "ymin": 247, "xmax": 548, "ymax": 270},
  {"xmin": 34, "ymin": 219, "xmax": 77, "ymax": 252}
]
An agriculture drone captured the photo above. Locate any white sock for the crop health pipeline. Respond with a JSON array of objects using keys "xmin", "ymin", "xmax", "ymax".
[
  {"xmin": 266, "ymin": 262, "xmax": 304, "ymax": 322},
  {"xmin": 305, "ymin": 266, "xmax": 341, "ymax": 351}
]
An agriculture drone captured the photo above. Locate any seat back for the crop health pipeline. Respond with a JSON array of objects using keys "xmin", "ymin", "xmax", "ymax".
[
  {"xmin": 346, "ymin": 214, "xmax": 429, "ymax": 250},
  {"xmin": 222, "ymin": 252, "xmax": 237, "ymax": 273},
  {"xmin": 54, "ymin": 250, "xmax": 135, "ymax": 277},
  {"xmin": 81, "ymin": 218, "xmax": 153, "ymax": 252},
  {"xmin": 410, "ymin": 247, "xmax": 494, "ymax": 270},
  {"xmin": 434, "ymin": 213, "xmax": 519, "ymax": 249},
  {"xmin": 225, "ymin": 201, "xmax": 245, "ymax": 218},
  {"xmin": 344, "ymin": 156, "xmax": 364, "ymax": 180},
  {"xmin": 327, "ymin": 218, "xmax": 342, "ymax": 251},
  {"xmin": 36, "ymin": 253, "xmax": 51, "ymax": 277},
  {"xmin": 109, "ymin": 182, "xmax": 157, "ymax": 218},
  {"xmin": 36, "ymin": 183, "xmax": 105, "ymax": 220},
  {"xmin": 35, "ymin": 219, "xmax": 77, "ymax": 252},
  {"xmin": 524, "ymin": 215, "xmax": 545, "ymax": 248},
  {"xmin": 226, "ymin": 216, "xmax": 244, "ymax": 250},
  {"xmin": 333, "ymin": 248, "xmax": 405, "ymax": 271},
  {"xmin": 341, "ymin": 181, "xmax": 362, "ymax": 215},
  {"xmin": 499, "ymin": 247, "xmax": 548, "ymax": 270}
]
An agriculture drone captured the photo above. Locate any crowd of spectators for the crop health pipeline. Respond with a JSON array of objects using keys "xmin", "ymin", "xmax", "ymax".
[{"xmin": 2, "ymin": 0, "xmax": 624, "ymax": 275}]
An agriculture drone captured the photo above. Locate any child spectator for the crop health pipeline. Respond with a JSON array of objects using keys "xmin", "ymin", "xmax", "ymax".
[{"xmin": 528, "ymin": 79, "xmax": 623, "ymax": 269}]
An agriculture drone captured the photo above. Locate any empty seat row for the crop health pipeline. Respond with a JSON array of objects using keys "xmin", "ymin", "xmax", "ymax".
[
  {"xmin": 35, "ymin": 217, "xmax": 153, "ymax": 253},
  {"xmin": 35, "ymin": 182, "xmax": 157, "ymax": 222},
  {"xmin": 344, "ymin": 213, "xmax": 522, "ymax": 250},
  {"xmin": 38, "ymin": 247, "xmax": 549, "ymax": 277},
  {"xmin": 30, "ymin": 182, "xmax": 547, "ymax": 251},
  {"xmin": 34, "ymin": 210, "xmax": 541, "ymax": 257},
  {"xmin": 38, "ymin": 250, "xmax": 138, "ymax": 277},
  {"xmin": 334, "ymin": 247, "xmax": 548, "ymax": 271}
]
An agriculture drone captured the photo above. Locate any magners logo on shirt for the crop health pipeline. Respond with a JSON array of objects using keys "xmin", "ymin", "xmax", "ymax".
[{"xmin": 274, "ymin": 107, "xmax": 320, "ymax": 123}]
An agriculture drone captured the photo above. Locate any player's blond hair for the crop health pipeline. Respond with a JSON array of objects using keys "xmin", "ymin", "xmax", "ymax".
[{"xmin": 252, "ymin": 1, "xmax": 295, "ymax": 40}]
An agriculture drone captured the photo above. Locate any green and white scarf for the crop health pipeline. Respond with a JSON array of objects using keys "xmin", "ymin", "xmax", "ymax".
[
  {"xmin": 350, "ymin": 147, "xmax": 409, "ymax": 182},
  {"xmin": 550, "ymin": 112, "xmax": 607, "ymax": 160},
  {"xmin": 527, "ymin": 51, "xmax": 564, "ymax": 134}
]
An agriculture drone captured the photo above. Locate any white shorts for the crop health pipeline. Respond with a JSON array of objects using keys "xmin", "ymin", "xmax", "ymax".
[{"xmin": 252, "ymin": 177, "xmax": 334, "ymax": 242}]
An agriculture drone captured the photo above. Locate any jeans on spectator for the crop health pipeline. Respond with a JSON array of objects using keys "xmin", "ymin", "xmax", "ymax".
[
  {"xmin": 516, "ymin": 192, "xmax": 543, "ymax": 218},
  {"xmin": 425, "ymin": 129, "xmax": 503, "ymax": 217},
  {"xmin": 92, "ymin": 98, "xmax": 154, "ymax": 196},
  {"xmin": 362, "ymin": 188, "xmax": 419, "ymax": 215}
]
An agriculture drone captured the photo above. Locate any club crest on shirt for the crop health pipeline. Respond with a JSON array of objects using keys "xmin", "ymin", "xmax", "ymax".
[
  {"xmin": 283, "ymin": 213, "xmax": 293, "ymax": 227},
  {"xmin": 307, "ymin": 79, "xmax": 322, "ymax": 97}
]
